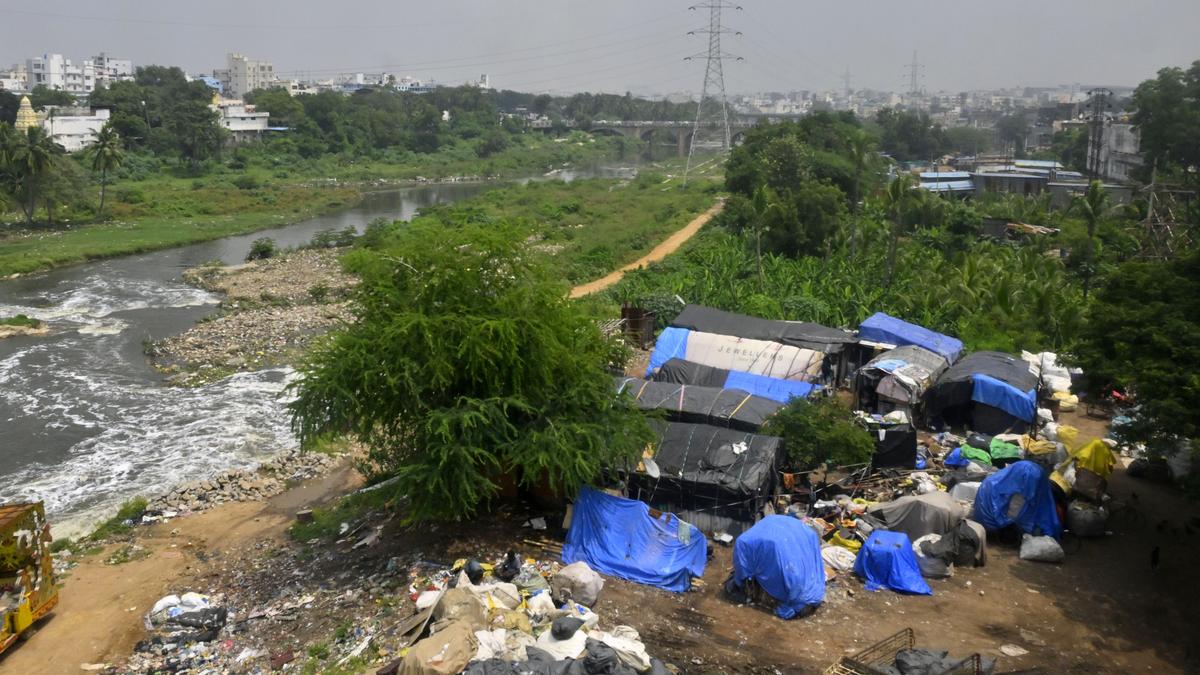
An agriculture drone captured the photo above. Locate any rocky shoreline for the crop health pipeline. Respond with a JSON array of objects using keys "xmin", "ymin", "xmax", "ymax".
[
  {"xmin": 153, "ymin": 247, "xmax": 357, "ymax": 385},
  {"xmin": 144, "ymin": 447, "xmax": 337, "ymax": 515}
]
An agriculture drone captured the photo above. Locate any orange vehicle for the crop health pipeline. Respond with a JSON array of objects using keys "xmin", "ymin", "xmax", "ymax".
[{"xmin": 0, "ymin": 502, "xmax": 58, "ymax": 654}]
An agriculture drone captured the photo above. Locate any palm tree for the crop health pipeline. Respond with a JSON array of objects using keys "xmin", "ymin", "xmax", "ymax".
[
  {"xmin": 749, "ymin": 185, "xmax": 779, "ymax": 286},
  {"xmin": 0, "ymin": 123, "xmax": 14, "ymax": 217},
  {"xmin": 12, "ymin": 127, "xmax": 59, "ymax": 226},
  {"xmin": 882, "ymin": 174, "xmax": 917, "ymax": 289},
  {"xmin": 1070, "ymin": 180, "xmax": 1111, "ymax": 298},
  {"xmin": 87, "ymin": 123, "xmax": 124, "ymax": 218}
]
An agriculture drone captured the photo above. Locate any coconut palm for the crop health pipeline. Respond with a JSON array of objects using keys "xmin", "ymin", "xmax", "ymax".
[
  {"xmin": 87, "ymin": 123, "xmax": 124, "ymax": 218},
  {"xmin": 1070, "ymin": 180, "xmax": 1113, "ymax": 297},
  {"xmin": 881, "ymin": 174, "xmax": 917, "ymax": 289},
  {"xmin": 12, "ymin": 127, "xmax": 59, "ymax": 226}
]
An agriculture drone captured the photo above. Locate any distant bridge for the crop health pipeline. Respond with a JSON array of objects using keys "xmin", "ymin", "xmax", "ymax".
[{"xmin": 532, "ymin": 112, "xmax": 808, "ymax": 156}]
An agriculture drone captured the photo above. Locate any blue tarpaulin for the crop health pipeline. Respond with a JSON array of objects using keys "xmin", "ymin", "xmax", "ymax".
[
  {"xmin": 858, "ymin": 313, "xmax": 963, "ymax": 362},
  {"xmin": 853, "ymin": 530, "xmax": 933, "ymax": 595},
  {"xmin": 732, "ymin": 515, "xmax": 826, "ymax": 618},
  {"xmin": 973, "ymin": 461, "xmax": 1061, "ymax": 539},
  {"xmin": 943, "ymin": 447, "xmax": 969, "ymax": 468},
  {"xmin": 971, "ymin": 373, "xmax": 1036, "ymax": 422},
  {"xmin": 562, "ymin": 487, "xmax": 707, "ymax": 593},
  {"xmin": 724, "ymin": 370, "xmax": 818, "ymax": 403},
  {"xmin": 647, "ymin": 327, "xmax": 691, "ymax": 376}
]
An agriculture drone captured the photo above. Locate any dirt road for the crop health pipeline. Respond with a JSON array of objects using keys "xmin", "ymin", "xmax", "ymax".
[
  {"xmin": 0, "ymin": 465, "xmax": 360, "ymax": 674},
  {"xmin": 569, "ymin": 200, "xmax": 723, "ymax": 298}
]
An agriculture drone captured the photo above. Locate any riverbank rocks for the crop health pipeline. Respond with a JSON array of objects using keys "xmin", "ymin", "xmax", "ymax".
[{"xmin": 145, "ymin": 449, "xmax": 335, "ymax": 514}]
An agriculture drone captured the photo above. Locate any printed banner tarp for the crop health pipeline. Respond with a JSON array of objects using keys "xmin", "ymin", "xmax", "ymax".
[{"xmin": 648, "ymin": 327, "xmax": 824, "ymax": 382}]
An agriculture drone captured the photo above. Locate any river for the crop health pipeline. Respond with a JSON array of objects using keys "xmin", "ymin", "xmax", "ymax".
[{"xmin": 0, "ymin": 167, "xmax": 633, "ymax": 537}]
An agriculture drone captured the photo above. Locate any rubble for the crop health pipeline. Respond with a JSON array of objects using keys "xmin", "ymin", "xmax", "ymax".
[{"xmin": 143, "ymin": 448, "xmax": 335, "ymax": 515}]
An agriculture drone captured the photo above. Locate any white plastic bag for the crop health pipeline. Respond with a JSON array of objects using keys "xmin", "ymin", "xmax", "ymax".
[
  {"xmin": 1019, "ymin": 534, "xmax": 1065, "ymax": 563},
  {"xmin": 821, "ymin": 545, "xmax": 857, "ymax": 572}
]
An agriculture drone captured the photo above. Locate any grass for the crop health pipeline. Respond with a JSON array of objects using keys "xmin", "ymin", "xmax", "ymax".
[
  {"xmin": 0, "ymin": 314, "xmax": 42, "ymax": 328},
  {"xmin": 0, "ymin": 132, "xmax": 625, "ymax": 277},
  {"xmin": 288, "ymin": 480, "xmax": 399, "ymax": 542}
]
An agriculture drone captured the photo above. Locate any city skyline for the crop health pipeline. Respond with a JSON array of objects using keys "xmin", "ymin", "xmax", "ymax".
[{"xmin": 2, "ymin": 0, "xmax": 1198, "ymax": 95}]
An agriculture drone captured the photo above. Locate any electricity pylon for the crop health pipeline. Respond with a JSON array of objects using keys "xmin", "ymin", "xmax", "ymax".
[{"xmin": 684, "ymin": 2, "xmax": 741, "ymax": 183}]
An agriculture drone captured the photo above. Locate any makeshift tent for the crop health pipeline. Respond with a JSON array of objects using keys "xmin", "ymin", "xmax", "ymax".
[
  {"xmin": 855, "ymin": 345, "xmax": 950, "ymax": 414},
  {"xmin": 651, "ymin": 359, "xmax": 819, "ymax": 404},
  {"xmin": 647, "ymin": 327, "xmax": 824, "ymax": 382},
  {"xmin": 924, "ymin": 351, "xmax": 1038, "ymax": 435},
  {"xmin": 614, "ymin": 377, "xmax": 782, "ymax": 432},
  {"xmin": 857, "ymin": 312, "xmax": 964, "ymax": 362},
  {"xmin": 853, "ymin": 530, "xmax": 933, "ymax": 595},
  {"xmin": 973, "ymin": 461, "xmax": 1061, "ymax": 539},
  {"xmin": 562, "ymin": 487, "xmax": 707, "ymax": 593},
  {"xmin": 865, "ymin": 492, "xmax": 967, "ymax": 540},
  {"xmin": 730, "ymin": 515, "xmax": 825, "ymax": 619},
  {"xmin": 628, "ymin": 421, "xmax": 781, "ymax": 535},
  {"xmin": 670, "ymin": 305, "xmax": 856, "ymax": 384}
]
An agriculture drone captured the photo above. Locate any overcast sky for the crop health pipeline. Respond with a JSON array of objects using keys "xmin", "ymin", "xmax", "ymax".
[{"xmin": 2, "ymin": 0, "xmax": 1198, "ymax": 95}]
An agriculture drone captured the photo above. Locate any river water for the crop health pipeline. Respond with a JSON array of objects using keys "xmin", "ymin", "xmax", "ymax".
[{"xmin": 0, "ymin": 167, "xmax": 632, "ymax": 537}]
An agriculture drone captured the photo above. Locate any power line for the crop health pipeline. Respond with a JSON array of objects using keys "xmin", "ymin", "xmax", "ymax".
[
  {"xmin": 685, "ymin": 2, "xmax": 742, "ymax": 183},
  {"xmin": 1085, "ymin": 87, "xmax": 1113, "ymax": 179}
]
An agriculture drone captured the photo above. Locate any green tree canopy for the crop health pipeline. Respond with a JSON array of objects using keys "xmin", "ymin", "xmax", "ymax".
[
  {"xmin": 873, "ymin": 107, "xmax": 949, "ymax": 162},
  {"xmin": 289, "ymin": 220, "xmax": 653, "ymax": 521},
  {"xmin": 1130, "ymin": 60, "xmax": 1200, "ymax": 180}
]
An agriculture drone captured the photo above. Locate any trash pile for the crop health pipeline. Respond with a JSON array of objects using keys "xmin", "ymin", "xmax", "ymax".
[
  {"xmin": 390, "ymin": 555, "xmax": 671, "ymax": 675},
  {"xmin": 142, "ymin": 448, "xmax": 336, "ymax": 516},
  {"xmin": 127, "ymin": 592, "xmax": 231, "ymax": 672}
]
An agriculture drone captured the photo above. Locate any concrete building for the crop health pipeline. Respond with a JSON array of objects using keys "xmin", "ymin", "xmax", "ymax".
[
  {"xmin": 211, "ymin": 99, "xmax": 269, "ymax": 144},
  {"xmin": 214, "ymin": 53, "xmax": 276, "ymax": 99},
  {"xmin": 1090, "ymin": 122, "xmax": 1143, "ymax": 183},
  {"xmin": 26, "ymin": 54, "xmax": 95, "ymax": 95},
  {"xmin": 0, "ymin": 64, "xmax": 27, "ymax": 92},
  {"xmin": 42, "ymin": 107, "xmax": 111, "ymax": 152},
  {"xmin": 91, "ymin": 52, "xmax": 134, "ymax": 87}
]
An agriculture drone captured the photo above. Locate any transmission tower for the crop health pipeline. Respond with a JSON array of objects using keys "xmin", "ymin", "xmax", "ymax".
[
  {"xmin": 684, "ymin": 2, "xmax": 742, "ymax": 183},
  {"xmin": 1084, "ymin": 88, "xmax": 1113, "ymax": 179},
  {"xmin": 903, "ymin": 50, "xmax": 925, "ymax": 97},
  {"xmin": 842, "ymin": 67, "xmax": 852, "ymax": 99},
  {"xmin": 1138, "ymin": 163, "xmax": 1193, "ymax": 259}
]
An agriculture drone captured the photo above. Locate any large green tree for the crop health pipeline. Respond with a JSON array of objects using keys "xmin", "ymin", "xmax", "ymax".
[
  {"xmin": 1130, "ymin": 60, "xmax": 1200, "ymax": 180},
  {"xmin": 289, "ymin": 220, "xmax": 653, "ymax": 521},
  {"xmin": 1074, "ymin": 250, "xmax": 1200, "ymax": 458},
  {"xmin": 873, "ymin": 108, "xmax": 949, "ymax": 162},
  {"xmin": 11, "ymin": 126, "xmax": 61, "ymax": 225},
  {"xmin": 87, "ymin": 123, "xmax": 124, "ymax": 217}
]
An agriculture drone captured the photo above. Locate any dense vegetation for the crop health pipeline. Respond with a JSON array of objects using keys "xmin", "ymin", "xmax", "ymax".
[
  {"xmin": 763, "ymin": 397, "xmax": 875, "ymax": 471},
  {"xmin": 289, "ymin": 219, "xmax": 653, "ymax": 521}
]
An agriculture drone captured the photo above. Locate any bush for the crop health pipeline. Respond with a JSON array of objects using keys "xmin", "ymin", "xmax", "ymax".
[
  {"xmin": 762, "ymin": 396, "xmax": 875, "ymax": 471},
  {"xmin": 232, "ymin": 175, "xmax": 260, "ymax": 191},
  {"xmin": 308, "ymin": 283, "xmax": 330, "ymax": 302},
  {"xmin": 0, "ymin": 314, "xmax": 42, "ymax": 329},
  {"xmin": 246, "ymin": 237, "xmax": 277, "ymax": 261}
]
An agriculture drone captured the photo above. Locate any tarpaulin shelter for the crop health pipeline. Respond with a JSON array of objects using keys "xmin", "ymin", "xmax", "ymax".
[
  {"xmin": 870, "ymin": 424, "xmax": 919, "ymax": 468},
  {"xmin": 857, "ymin": 312, "xmax": 964, "ymax": 363},
  {"xmin": 647, "ymin": 327, "xmax": 824, "ymax": 382},
  {"xmin": 865, "ymin": 492, "xmax": 966, "ymax": 541},
  {"xmin": 973, "ymin": 461, "xmax": 1061, "ymax": 539},
  {"xmin": 730, "ymin": 515, "xmax": 825, "ymax": 619},
  {"xmin": 628, "ymin": 421, "xmax": 781, "ymax": 535},
  {"xmin": 562, "ymin": 487, "xmax": 707, "ymax": 593},
  {"xmin": 925, "ymin": 351, "xmax": 1038, "ymax": 435},
  {"xmin": 614, "ymin": 377, "xmax": 782, "ymax": 432},
  {"xmin": 853, "ymin": 530, "xmax": 933, "ymax": 595},
  {"xmin": 670, "ymin": 305, "xmax": 856, "ymax": 385},
  {"xmin": 652, "ymin": 359, "xmax": 819, "ymax": 404},
  {"xmin": 855, "ymin": 345, "xmax": 950, "ymax": 415}
]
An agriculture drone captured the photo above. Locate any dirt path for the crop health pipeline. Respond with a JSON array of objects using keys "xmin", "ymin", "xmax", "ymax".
[
  {"xmin": 569, "ymin": 200, "xmax": 723, "ymax": 299},
  {"xmin": 0, "ymin": 465, "xmax": 361, "ymax": 674}
]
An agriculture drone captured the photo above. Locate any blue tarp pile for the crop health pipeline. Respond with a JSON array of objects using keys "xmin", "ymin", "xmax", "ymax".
[
  {"xmin": 973, "ymin": 461, "xmax": 1062, "ymax": 539},
  {"xmin": 853, "ymin": 530, "xmax": 933, "ymax": 595},
  {"xmin": 858, "ymin": 312, "xmax": 964, "ymax": 362},
  {"xmin": 731, "ymin": 515, "xmax": 826, "ymax": 618},
  {"xmin": 651, "ymin": 358, "xmax": 818, "ymax": 404},
  {"xmin": 971, "ymin": 373, "xmax": 1037, "ymax": 423},
  {"xmin": 562, "ymin": 487, "xmax": 707, "ymax": 593}
]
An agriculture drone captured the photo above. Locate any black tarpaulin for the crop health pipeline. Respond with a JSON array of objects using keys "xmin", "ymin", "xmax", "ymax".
[
  {"xmin": 670, "ymin": 304, "xmax": 855, "ymax": 354},
  {"xmin": 615, "ymin": 377, "xmax": 782, "ymax": 432},
  {"xmin": 869, "ymin": 424, "xmax": 918, "ymax": 468},
  {"xmin": 925, "ymin": 351, "xmax": 1038, "ymax": 435}
]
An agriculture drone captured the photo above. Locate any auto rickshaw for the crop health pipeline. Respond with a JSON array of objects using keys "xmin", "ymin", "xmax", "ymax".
[{"xmin": 0, "ymin": 502, "xmax": 58, "ymax": 654}]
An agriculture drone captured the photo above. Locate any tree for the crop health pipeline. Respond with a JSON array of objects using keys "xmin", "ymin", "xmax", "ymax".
[
  {"xmin": 87, "ymin": 123, "xmax": 124, "ymax": 217},
  {"xmin": 166, "ymin": 98, "xmax": 223, "ymax": 169},
  {"xmin": 945, "ymin": 126, "xmax": 992, "ymax": 156},
  {"xmin": 0, "ymin": 90, "xmax": 18, "ymax": 125},
  {"xmin": 1069, "ymin": 180, "xmax": 1111, "ymax": 298},
  {"xmin": 1129, "ymin": 61, "xmax": 1200, "ymax": 180},
  {"xmin": 28, "ymin": 85, "xmax": 76, "ymax": 109},
  {"xmin": 762, "ymin": 396, "xmax": 874, "ymax": 471},
  {"xmin": 882, "ymin": 174, "xmax": 918, "ymax": 288},
  {"xmin": 761, "ymin": 181, "xmax": 848, "ymax": 258},
  {"xmin": 289, "ymin": 220, "xmax": 653, "ymax": 521},
  {"xmin": 11, "ymin": 126, "xmax": 61, "ymax": 225},
  {"xmin": 1074, "ymin": 250, "xmax": 1200, "ymax": 460},
  {"xmin": 996, "ymin": 112, "xmax": 1030, "ymax": 156},
  {"xmin": 1050, "ymin": 128, "xmax": 1088, "ymax": 172},
  {"xmin": 874, "ymin": 108, "xmax": 949, "ymax": 162}
]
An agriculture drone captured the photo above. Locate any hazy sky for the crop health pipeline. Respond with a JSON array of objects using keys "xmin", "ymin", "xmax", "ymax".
[{"xmin": 2, "ymin": 1, "xmax": 1198, "ymax": 95}]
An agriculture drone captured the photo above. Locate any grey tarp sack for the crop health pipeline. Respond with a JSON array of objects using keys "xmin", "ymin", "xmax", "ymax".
[
  {"xmin": 866, "ymin": 492, "xmax": 967, "ymax": 540},
  {"xmin": 919, "ymin": 519, "xmax": 985, "ymax": 567}
]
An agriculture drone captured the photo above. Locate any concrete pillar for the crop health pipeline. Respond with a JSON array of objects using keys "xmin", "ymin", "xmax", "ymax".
[{"xmin": 677, "ymin": 130, "xmax": 688, "ymax": 157}]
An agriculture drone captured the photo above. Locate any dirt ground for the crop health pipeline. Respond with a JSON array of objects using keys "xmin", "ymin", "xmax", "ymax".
[
  {"xmin": 569, "ymin": 201, "xmax": 723, "ymax": 299},
  {"xmin": 5, "ymin": 410, "xmax": 1199, "ymax": 674},
  {"xmin": 0, "ymin": 464, "xmax": 362, "ymax": 675}
]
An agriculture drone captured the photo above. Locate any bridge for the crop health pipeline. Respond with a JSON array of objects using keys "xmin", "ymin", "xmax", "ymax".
[{"xmin": 532, "ymin": 113, "xmax": 807, "ymax": 157}]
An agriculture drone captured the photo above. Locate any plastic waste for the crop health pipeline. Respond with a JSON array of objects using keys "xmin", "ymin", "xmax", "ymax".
[{"xmin": 494, "ymin": 551, "xmax": 521, "ymax": 583}]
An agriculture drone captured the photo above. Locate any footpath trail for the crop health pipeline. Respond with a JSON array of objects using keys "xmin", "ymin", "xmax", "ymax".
[
  {"xmin": 569, "ymin": 200, "xmax": 723, "ymax": 299},
  {"xmin": 0, "ymin": 465, "xmax": 360, "ymax": 675}
]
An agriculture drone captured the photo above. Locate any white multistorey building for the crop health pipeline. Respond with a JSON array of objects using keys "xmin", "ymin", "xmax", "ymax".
[
  {"xmin": 1090, "ymin": 122, "xmax": 1143, "ymax": 183},
  {"xmin": 211, "ymin": 98, "xmax": 270, "ymax": 144},
  {"xmin": 42, "ymin": 107, "xmax": 112, "ymax": 152},
  {"xmin": 214, "ymin": 53, "xmax": 276, "ymax": 99},
  {"xmin": 21, "ymin": 53, "xmax": 133, "ymax": 95},
  {"xmin": 90, "ymin": 52, "xmax": 134, "ymax": 87}
]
